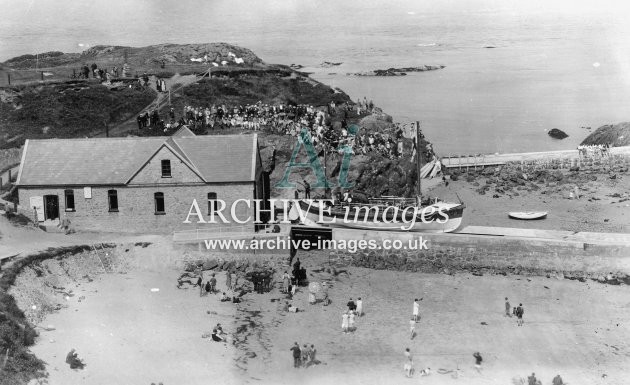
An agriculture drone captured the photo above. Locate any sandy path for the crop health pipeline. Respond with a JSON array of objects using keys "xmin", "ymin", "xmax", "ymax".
[
  {"xmin": 237, "ymin": 252, "xmax": 630, "ymax": 385},
  {"xmin": 28, "ymin": 268, "xmax": 240, "ymax": 385}
]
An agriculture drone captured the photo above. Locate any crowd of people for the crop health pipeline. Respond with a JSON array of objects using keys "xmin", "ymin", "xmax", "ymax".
[
  {"xmin": 136, "ymin": 98, "xmax": 435, "ymax": 161},
  {"xmin": 290, "ymin": 342, "xmax": 319, "ymax": 368},
  {"xmin": 73, "ymin": 63, "xmax": 120, "ymax": 81},
  {"xmin": 577, "ymin": 143, "xmax": 611, "ymax": 159}
]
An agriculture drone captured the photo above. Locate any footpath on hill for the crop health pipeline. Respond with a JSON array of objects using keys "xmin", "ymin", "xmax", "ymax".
[{"xmin": 98, "ymin": 73, "xmax": 201, "ymax": 138}]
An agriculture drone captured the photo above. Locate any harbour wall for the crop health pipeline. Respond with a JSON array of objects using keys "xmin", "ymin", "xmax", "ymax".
[{"xmin": 331, "ymin": 228, "xmax": 630, "ymax": 279}]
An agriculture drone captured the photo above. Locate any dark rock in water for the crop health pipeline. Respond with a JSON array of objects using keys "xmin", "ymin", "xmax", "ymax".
[
  {"xmin": 319, "ymin": 61, "xmax": 343, "ymax": 68},
  {"xmin": 548, "ymin": 128, "xmax": 569, "ymax": 139},
  {"xmin": 348, "ymin": 65, "xmax": 445, "ymax": 76},
  {"xmin": 484, "ymin": 46, "xmax": 496, "ymax": 49}
]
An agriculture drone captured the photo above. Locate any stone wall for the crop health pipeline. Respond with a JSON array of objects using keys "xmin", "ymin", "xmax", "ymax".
[
  {"xmin": 18, "ymin": 182, "xmax": 256, "ymax": 233},
  {"xmin": 329, "ymin": 229, "xmax": 630, "ymax": 283}
]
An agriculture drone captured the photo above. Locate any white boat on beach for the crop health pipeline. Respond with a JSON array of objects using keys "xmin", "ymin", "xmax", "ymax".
[
  {"xmin": 289, "ymin": 197, "xmax": 465, "ymax": 233},
  {"xmin": 508, "ymin": 211, "xmax": 547, "ymax": 220}
]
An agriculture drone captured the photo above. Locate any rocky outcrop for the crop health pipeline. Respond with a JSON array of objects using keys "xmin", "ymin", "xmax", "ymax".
[
  {"xmin": 452, "ymin": 158, "xmax": 630, "ymax": 200},
  {"xmin": 581, "ymin": 122, "xmax": 630, "ymax": 147},
  {"xmin": 548, "ymin": 128, "xmax": 568, "ymax": 139},
  {"xmin": 348, "ymin": 65, "xmax": 445, "ymax": 76},
  {"xmin": 3, "ymin": 43, "xmax": 264, "ymax": 70}
]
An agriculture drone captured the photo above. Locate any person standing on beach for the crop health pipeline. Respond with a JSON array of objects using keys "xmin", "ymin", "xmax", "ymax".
[
  {"xmin": 404, "ymin": 348, "xmax": 413, "ymax": 377},
  {"xmin": 516, "ymin": 303, "xmax": 525, "ymax": 326},
  {"xmin": 301, "ymin": 344, "xmax": 310, "ymax": 367},
  {"xmin": 410, "ymin": 318, "xmax": 416, "ymax": 340},
  {"xmin": 349, "ymin": 311, "xmax": 356, "ymax": 332},
  {"xmin": 473, "ymin": 352, "xmax": 483, "ymax": 373},
  {"xmin": 282, "ymin": 271, "xmax": 290, "ymax": 293},
  {"xmin": 209, "ymin": 274, "xmax": 217, "ymax": 293},
  {"xmin": 505, "ymin": 297, "xmax": 511, "ymax": 317},
  {"xmin": 290, "ymin": 342, "xmax": 301, "ymax": 368},
  {"xmin": 347, "ymin": 298, "xmax": 356, "ymax": 312},
  {"xmin": 196, "ymin": 274, "xmax": 203, "ymax": 297},
  {"xmin": 226, "ymin": 271, "xmax": 232, "ymax": 291},
  {"xmin": 342, "ymin": 311, "xmax": 349, "ymax": 333},
  {"xmin": 413, "ymin": 299, "xmax": 421, "ymax": 322},
  {"xmin": 356, "ymin": 297, "xmax": 363, "ymax": 316}
]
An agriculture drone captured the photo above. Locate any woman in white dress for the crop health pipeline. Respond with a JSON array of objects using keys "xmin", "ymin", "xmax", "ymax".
[
  {"xmin": 341, "ymin": 311, "xmax": 349, "ymax": 333},
  {"xmin": 348, "ymin": 311, "xmax": 356, "ymax": 332}
]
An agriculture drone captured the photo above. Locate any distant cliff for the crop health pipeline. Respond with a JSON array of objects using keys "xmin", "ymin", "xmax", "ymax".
[
  {"xmin": 2, "ymin": 43, "xmax": 264, "ymax": 70},
  {"xmin": 581, "ymin": 122, "xmax": 630, "ymax": 147}
]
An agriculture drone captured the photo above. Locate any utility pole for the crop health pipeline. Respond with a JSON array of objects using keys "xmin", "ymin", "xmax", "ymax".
[{"xmin": 416, "ymin": 121, "xmax": 422, "ymax": 198}]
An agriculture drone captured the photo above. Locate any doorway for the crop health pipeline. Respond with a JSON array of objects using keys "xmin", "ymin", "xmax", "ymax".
[{"xmin": 44, "ymin": 195, "xmax": 59, "ymax": 221}]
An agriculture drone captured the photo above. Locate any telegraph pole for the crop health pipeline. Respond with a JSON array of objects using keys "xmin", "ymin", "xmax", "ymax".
[{"xmin": 416, "ymin": 121, "xmax": 422, "ymax": 198}]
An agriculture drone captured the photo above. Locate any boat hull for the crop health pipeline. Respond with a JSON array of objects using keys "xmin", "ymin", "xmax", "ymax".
[
  {"xmin": 508, "ymin": 212, "xmax": 547, "ymax": 220},
  {"xmin": 290, "ymin": 200, "xmax": 465, "ymax": 233}
]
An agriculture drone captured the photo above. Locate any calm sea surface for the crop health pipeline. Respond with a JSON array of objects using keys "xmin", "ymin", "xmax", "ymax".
[{"xmin": 2, "ymin": 0, "xmax": 630, "ymax": 154}]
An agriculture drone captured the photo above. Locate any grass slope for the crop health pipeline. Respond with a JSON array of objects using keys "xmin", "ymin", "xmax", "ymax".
[
  {"xmin": 0, "ymin": 83, "xmax": 155, "ymax": 148},
  {"xmin": 581, "ymin": 122, "xmax": 630, "ymax": 147}
]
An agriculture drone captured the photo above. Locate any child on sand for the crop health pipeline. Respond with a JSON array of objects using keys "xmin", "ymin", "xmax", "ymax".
[
  {"xmin": 301, "ymin": 344, "xmax": 310, "ymax": 366},
  {"xmin": 342, "ymin": 311, "xmax": 349, "ymax": 333},
  {"xmin": 505, "ymin": 297, "xmax": 511, "ymax": 317},
  {"xmin": 516, "ymin": 303, "xmax": 525, "ymax": 326},
  {"xmin": 282, "ymin": 271, "xmax": 290, "ymax": 293},
  {"xmin": 413, "ymin": 299, "xmax": 420, "ymax": 322},
  {"xmin": 404, "ymin": 348, "xmax": 413, "ymax": 377}
]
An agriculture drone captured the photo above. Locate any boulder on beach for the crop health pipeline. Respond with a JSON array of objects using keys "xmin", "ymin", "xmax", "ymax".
[{"xmin": 548, "ymin": 128, "xmax": 569, "ymax": 139}]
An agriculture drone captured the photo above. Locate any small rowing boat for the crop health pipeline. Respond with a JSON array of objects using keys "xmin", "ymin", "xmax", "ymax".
[{"xmin": 508, "ymin": 211, "xmax": 547, "ymax": 220}]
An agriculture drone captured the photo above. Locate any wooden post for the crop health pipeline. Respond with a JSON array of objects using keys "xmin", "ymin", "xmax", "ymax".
[
  {"xmin": 7, "ymin": 73, "xmax": 10, "ymax": 85},
  {"xmin": 415, "ymin": 121, "xmax": 421, "ymax": 197}
]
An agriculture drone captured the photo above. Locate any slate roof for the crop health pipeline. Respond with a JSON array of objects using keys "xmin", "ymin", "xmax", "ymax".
[
  {"xmin": 17, "ymin": 134, "xmax": 259, "ymax": 186},
  {"xmin": 172, "ymin": 126, "xmax": 196, "ymax": 138}
]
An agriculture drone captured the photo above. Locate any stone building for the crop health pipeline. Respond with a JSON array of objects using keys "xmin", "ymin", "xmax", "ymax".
[{"xmin": 16, "ymin": 134, "xmax": 268, "ymax": 233}]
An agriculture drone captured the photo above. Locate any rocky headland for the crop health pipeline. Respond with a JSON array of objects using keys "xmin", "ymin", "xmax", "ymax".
[{"xmin": 581, "ymin": 122, "xmax": 630, "ymax": 147}]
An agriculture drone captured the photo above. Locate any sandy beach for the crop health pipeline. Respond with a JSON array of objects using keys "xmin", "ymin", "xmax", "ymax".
[
  {"xmin": 7, "ymin": 238, "xmax": 629, "ymax": 385},
  {"xmin": 230, "ymin": 252, "xmax": 630, "ymax": 385},
  {"xmin": 7, "ymin": 241, "xmax": 243, "ymax": 385}
]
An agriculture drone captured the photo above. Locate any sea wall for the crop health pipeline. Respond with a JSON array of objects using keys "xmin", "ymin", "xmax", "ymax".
[{"xmin": 330, "ymin": 229, "xmax": 630, "ymax": 282}]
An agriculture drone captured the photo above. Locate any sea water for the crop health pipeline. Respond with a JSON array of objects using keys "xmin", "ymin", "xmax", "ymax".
[{"xmin": 2, "ymin": 0, "xmax": 629, "ymax": 155}]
